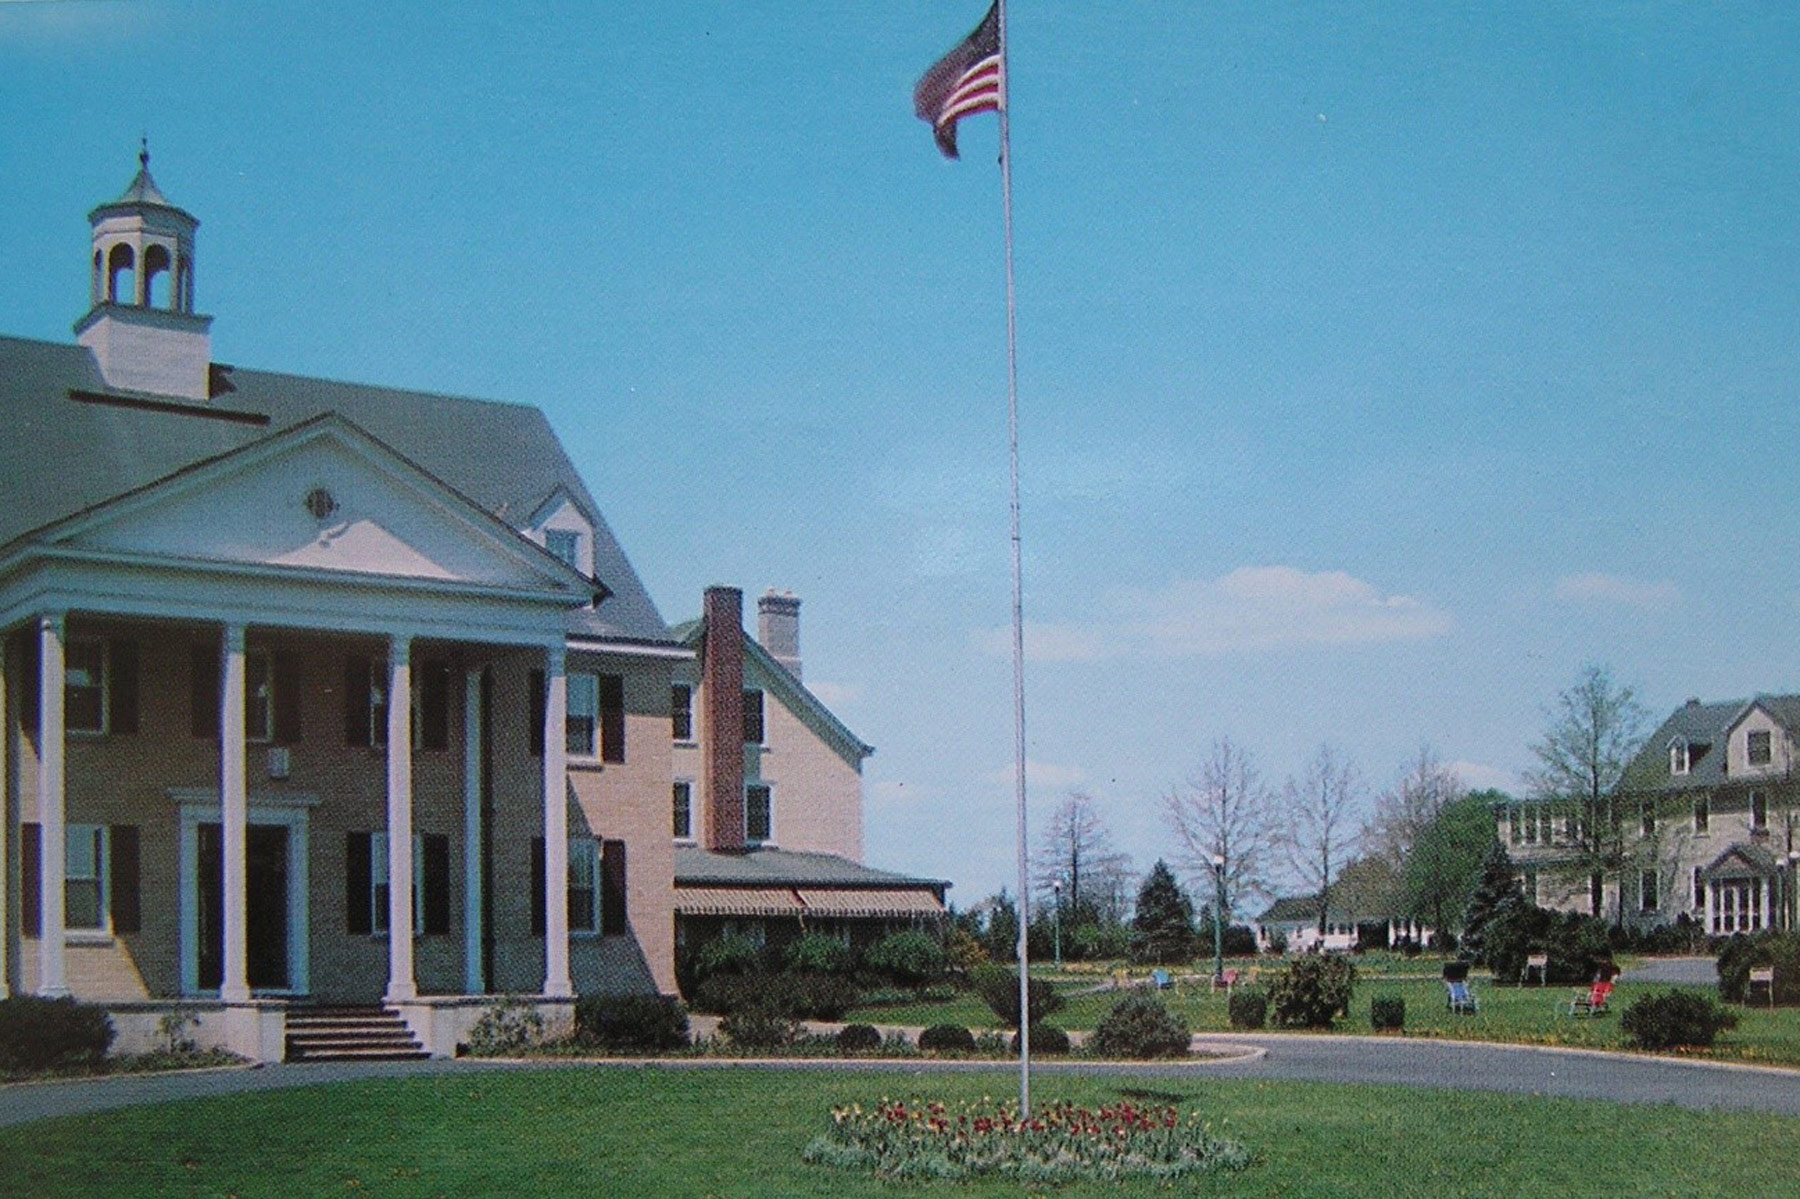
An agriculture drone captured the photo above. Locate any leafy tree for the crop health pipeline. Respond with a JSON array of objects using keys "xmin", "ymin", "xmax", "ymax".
[
  {"xmin": 1164, "ymin": 736, "xmax": 1279, "ymax": 924},
  {"xmin": 1527, "ymin": 664, "xmax": 1649, "ymax": 922},
  {"xmin": 1282, "ymin": 744, "xmax": 1365, "ymax": 934},
  {"xmin": 981, "ymin": 889, "xmax": 1020, "ymax": 963},
  {"xmin": 1130, "ymin": 860, "xmax": 1198, "ymax": 964},
  {"xmin": 1459, "ymin": 839, "xmax": 1525, "ymax": 964},
  {"xmin": 1402, "ymin": 790, "xmax": 1500, "ymax": 938},
  {"xmin": 1030, "ymin": 792, "xmax": 1133, "ymax": 926}
]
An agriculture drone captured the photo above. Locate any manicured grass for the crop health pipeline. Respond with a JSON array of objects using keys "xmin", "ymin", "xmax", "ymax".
[{"xmin": 5, "ymin": 1066, "xmax": 1800, "ymax": 1197}]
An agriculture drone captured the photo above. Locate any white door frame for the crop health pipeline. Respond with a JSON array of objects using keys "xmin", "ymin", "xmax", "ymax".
[{"xmin": 176, "ymin": 794, "xmax": 315, "ymax": 997}]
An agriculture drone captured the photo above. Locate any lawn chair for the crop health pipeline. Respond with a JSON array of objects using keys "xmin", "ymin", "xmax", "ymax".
[
  {"xmin": 1523, "ymin": 954, "xmax": 1549, "ymax": 986},
  {"xmin": 1211, "ymin": 968, "xmax": 1240, "ymax": 993},
  {"xmin": 1748, "ymin": 966, "xmax": 1776, "ymax": 1008},
  {"xmin": 1445, "ymin": 978, "xmax": 1480, "ymax": 1014},
  {"xmin": 1565, "ymin": 978, "xmax": 1614, "ymax": 1017},
  {"xmin": 1151, "ymin": 969, "xmax": 1172, "ymax": 990}
]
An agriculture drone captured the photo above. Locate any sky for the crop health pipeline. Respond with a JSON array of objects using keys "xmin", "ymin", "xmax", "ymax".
[{"xmin": 2, "ymin": 2, "xmax": 1797, "ymax": 911}]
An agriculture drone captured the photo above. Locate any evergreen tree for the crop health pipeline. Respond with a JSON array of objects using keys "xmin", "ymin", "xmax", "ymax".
[
  {"xmin": 983, "ymin": 889, "xmax": 1020, "ymax": 962},
  {"xmin": 1460, "ymin": 840, "xmax": 1526, "ymax": 962},
  {"xmin": 1130, "ymin": 860, "xmax": 1198, "ymax": 964}
]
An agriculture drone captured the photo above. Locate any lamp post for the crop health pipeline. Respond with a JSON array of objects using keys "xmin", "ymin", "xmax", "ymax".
[
  {"xmin": 1052, "ymin": 879, "xmax": 1063, "ymax": 970},
  {"xmin": 1788, "ymin": 851, "xmax": 1799, "ymax": 931},
  {"xmin": 1211, "ymin": 853, "xmax": 1226, "ymax": 985}
]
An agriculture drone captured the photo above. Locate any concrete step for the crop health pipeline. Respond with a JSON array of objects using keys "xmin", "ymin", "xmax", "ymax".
[{"xmin": 284, "ymin": 1005, "xmax": 427, "ymax": 1063}]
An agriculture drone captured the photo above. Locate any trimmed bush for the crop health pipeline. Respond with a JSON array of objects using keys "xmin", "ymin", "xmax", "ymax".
[
  {"xmin": 1267, "ymin": 929, "xmax": 1289, "ymax": 955},
  {"xmin": 863, "ymin": 930, "xmax": 947, "ymax": 987},
  {"xmin": 573, "ymin": 993, "xmax": 689, "ymax": 1052},
  {"xmin": 1090, "ymin": 994, "xmax": 1190, "ymax": 1059},
  {"xmin": 1483, "ymin": 903, "xmax": 1613, "ymax": 985},
  {"xmin": 1370, "ymin": 994, "xmax": 1405, "ymax": 1031},
  {"xmin": 0, "ymin": 997, "xmax": 113, "ymax": 1073},
  {"xmin": 1269, "ymin": 956, "xmax": 1357, "ymax": 1029},
  {"xmin": 1221, "ymin": 924, "xmax": 1259, "ymax": 957},
  {"xmin": 719, "ymin": 1006, "xmax": 799, "ymax": 1049},
  {"xmin": 784, "ymin": 932, "xmax": 854, "ymax": 976},
  {"xmin": 970, "ymin": 963, "xmax": 1065, "ymax": 1028},
  {"xmin": 690, "ymin": 933, "xmax": 765, "ymax": 985},
  {"xmin": 1717, "ymin": 931, "xmax": 1800, "ymax": 1005},
  {"xmin": 835, "ymin": 1023, "xmax": 883, "ymax": 1053},
  {"xmin": 1621, "ymin": 990, "xmax": 1738, "ymax": 1050},
  {"xmin": 1227, "ymin": 986, "xmax": 1268, "ymax": 1030},
  {"xmin": 918, "ymin": 1023, "xmax": 977, "ymax": 1053},
  {"xmin": 466, "ymin": 997, "xmax": 547, "ymax": 1055},
  {"xmin": 1009, "ymin": 1023, "xmax": 1070, "ymax": 1054},
  {"xmin": 691, "ymin": 971, "xmax": 859, "ymax": 1020}
]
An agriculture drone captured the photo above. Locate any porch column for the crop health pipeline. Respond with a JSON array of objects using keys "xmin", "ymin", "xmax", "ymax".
[
  {"xmin": 542, "ymin": 643, "xmax": 572, "ymax": 998},
  {"xmin": 35, "ymin": 615, "xmax": 68, "ymax": 997},
  {"xmin": 1762, "ymin": 878, "xmax": 1773, "ymax": 932},
  {"xmin": 385, "ymin": 636, "xmax": 417, "ymax": 1003},
  {"xmin": 1705, "ymin": 880, "xmax": 1716, "ymax": 935},
  {"xmin": 462, "ymin": 667, "xmax": 484, "ymax": 994},
  {"xmin": 219, "ymin": 624, "xmax": 251, "ymax": 1003}
]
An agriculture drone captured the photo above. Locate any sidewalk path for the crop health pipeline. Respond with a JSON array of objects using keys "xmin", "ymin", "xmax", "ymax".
[{"xmin": 1617, "ymin": 957, "xmax": 1719, "ymax": 987}]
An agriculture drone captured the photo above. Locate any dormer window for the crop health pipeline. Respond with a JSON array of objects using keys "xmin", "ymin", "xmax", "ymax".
[
  {"xmin": 1748, "ymin": 729, "xmax": 1772, "ymax": 767},
  {"xmin": 545, "ymin": 529, "xmax": 581, "ymax": 570},
  {"xmin": 1670, "ymin": 739, "xmax": 1691, "ymax": 776}
]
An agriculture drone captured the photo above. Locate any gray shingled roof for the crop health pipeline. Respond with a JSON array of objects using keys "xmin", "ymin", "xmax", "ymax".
[
  {"xmin": 1622, "ymin": 695, "xmax": 1800, "ymax": 794},
  {"xmin": 0, "ymin": 334, "xmax": 670, "ymax": 644},
  {"xmin": 1256, "ymin": 894, "xmax": 1395, "ymax": 925},
  {"xmin": 674, "ymin": 846, "xmax": 946, "ymax": 892}
]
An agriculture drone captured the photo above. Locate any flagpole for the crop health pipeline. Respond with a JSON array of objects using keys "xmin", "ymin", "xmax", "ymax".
[{"xmin": 995, "ymin": 0, "xmax": 1031, "ymax": 1120}]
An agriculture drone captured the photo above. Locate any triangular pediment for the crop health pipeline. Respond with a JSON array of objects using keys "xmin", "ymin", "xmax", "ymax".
[{"xmin": 42, "ymin": 415, "xmax": 586, "ymax": 594}]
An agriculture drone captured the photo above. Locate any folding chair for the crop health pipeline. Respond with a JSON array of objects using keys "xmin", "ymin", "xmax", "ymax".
[
  {"xmin": 1445, "ymin": 978, "xmax": 1480, "ymax": 1014},
  {"xmin": 1523, "ymin": 954, "xmax": 1549, "ymax": 986},
  {"xmin": 1748, "ymin": 966, "xmax": 1776, "ymax": 1008}
]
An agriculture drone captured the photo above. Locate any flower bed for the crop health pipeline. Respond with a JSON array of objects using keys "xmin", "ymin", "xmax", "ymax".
[{"xmin": 803, "ymin": 1095, "xmax": 1253, "ymax": 1184}]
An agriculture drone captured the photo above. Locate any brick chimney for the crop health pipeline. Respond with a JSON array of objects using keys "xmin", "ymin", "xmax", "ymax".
[
  {"xmin": 757, "ymin": 590, "xmax": 802, "ymax": 680},
  {"xmin": 702, "ymin": 586, "xmax": 746, "ymax": 851}
]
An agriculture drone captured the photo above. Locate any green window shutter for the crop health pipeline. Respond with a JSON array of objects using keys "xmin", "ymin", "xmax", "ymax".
[
  {"xmin": 344, "ymin": 656, "xmax": 372, "ymax": 747},
  {"xmin": 528, "ymin": 670, "xmax": 546, "ymax": 758},
  {"xmin": 422, "ymin": 833, "xmax": 451, "ymax": 935},
  {"xmin": 21, "ymin": 822, "xmax": 41, "ymax": 938},
  {"xmin": 273, "ymin": 650, "xmax": 304, "ymax": 745},
  {"xmin": 420, "ymin": 660, "xmax": 451, "ymax": 752},
  {"xmin": 190, "ymin": 643, "xmax": 220, "ymax": 740},
  {"xmin": 109, "ymin": 824, "xmax": 141, "ymax": 933},
  {"xmin": 109, "ymin": 639, "xmax": 140, "ymax": 735},
  {"xmin": 345, "ymin": 832, "xmax": 373, "ymax": 935},
  {"xmin": 600, "ymin": 674, "xmax": 625, "ymax": 764},
  {"xmin": 531, "ymin": 837, "xmax": 546, "ymax": 936},
  {"xmin": 601, "ymin": 839, "xmax": 627, "ymax": 935}
]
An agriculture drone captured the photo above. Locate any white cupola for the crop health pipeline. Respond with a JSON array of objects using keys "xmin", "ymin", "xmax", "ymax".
[{"xmin": 72, "ymin": 143, "xmax": 214, "ymax": 401}]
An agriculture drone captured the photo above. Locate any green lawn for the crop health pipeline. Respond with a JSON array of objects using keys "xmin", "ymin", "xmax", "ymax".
[{"xmin": 4, "ymin": 1066, "xmax": 1799, "ymax": 1197}]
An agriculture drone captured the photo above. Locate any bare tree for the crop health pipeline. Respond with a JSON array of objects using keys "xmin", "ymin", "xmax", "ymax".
[
  {"xmin": 1163, "ymin": 736, "xmax": 1277, "ymax": 922},
  {"xmin": 1282, "ymin": 744, "xmax": 1366, "ymax": 934},
  {"xmin": 1365, "ymin": 745, "xmax": 1465, "ymax": 877},
  {"xmin": 1030, "ymin": 792, "xmax": 1133, "ymax": 924},
  {"xmin": 1527, "ymin": 663, "xmax": 1649, "ymax": 922}
]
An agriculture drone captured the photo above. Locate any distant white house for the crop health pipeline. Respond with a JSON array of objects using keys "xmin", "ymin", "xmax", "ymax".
[{"xmin": 1254, "ymin": 895, "xmax": 1431, "ymax": 954}]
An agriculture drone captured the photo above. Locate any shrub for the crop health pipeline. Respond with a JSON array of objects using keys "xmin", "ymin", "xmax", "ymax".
[
  {"xmin": 1483, "ymin": 903, "xmax": 1613, "ymax": 985},
  {"xmin": 970, "ymin": 964, "xmax": 1065, "ymax": 1028},
  {"xmin": 944, "ymin": 925, "xmax": 988, "ymax": 975},
  {"xmin": 1370, "ymin": 994, "xmax": 1405, "ymax": 1031},
  {"xmin": 1269, "ymin": 956, "xmax": 1357, "ymax": 1029},
  {"xmin": 465, "ymin": 996, "xmax": 547, "ymax": 1055},
  {"xmin": 691, "ymin": 970, "xmax": 859, "ymax": 1020},
  {"xmin": 1267, "ymin": 930, "xmax": 1289, "ymax": 955},
  {"xmin": 918, "ymin": 1023, "xmax": 977, "ymax": 1053},
  {"xmin": 835, "ymin": 1023, "xmax": 883, "ymax": 1053},
  {"xmin": 1621, "ymin": 990, "xmax": 1738, "ymax": 1050},
  {"xmin": 1227, "ymin": 987, "xmax": 1268, "ymax": 1030},
  {"xmin": 719, "ymin": 1006, "xmax": 800, "ymax": 1050},
  {"xmin": 690, "ymin": 933, "xmax": 765, "ymax": 985},
  {"xmin": 1090, "ymin": 994, "xmax": 1191, "ymax": 1059},
  {"xmin": 1011, "ymin": 1023, "xmax": 1071, "ymax": 1054},
  {"xmin": 573, "ymin": 993, "xmax": 689, "ymax": 1052},
  {"xmin": 1717, "ymin": 931, "xmax": 1800, "ymax": 1005},
  {"xmin": 784, "ymin": 932, "xmax": 854, "ymax": 976},
  {"xmin": 1221, "ymin": 924, "xmax": 1259, "ymax": 957},
  {"xmin": 0, "ymin": 997, "xmax": 114, "ymax": 1073},
  {"xmin": 1442, "ymin": 959, "xmax": 1470, "ymax": 982},
  {"xmin": 863, "ymin": 930, "xmax": 947, "ymax": 987}
]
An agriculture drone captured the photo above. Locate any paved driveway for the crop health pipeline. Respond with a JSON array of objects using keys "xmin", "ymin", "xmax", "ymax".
[{"xmin": 1617, "ymin": 956, "xmax": 1719, "ymax": 986}]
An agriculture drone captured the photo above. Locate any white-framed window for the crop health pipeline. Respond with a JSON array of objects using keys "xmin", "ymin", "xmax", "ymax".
[
  {"xmin": 569, "ymin": 838, "xmax": 602, "ymax": 935},
  {"xmin": 1523, "ymin": 808, "xmax": 1538, "ymax": 845},
  {"xmin": 1508, "ymin": 806, "xmax": 1522, "ymax": 845},
  {"xmin": 1693, "ymin": 866, "xmax": 1705, "ymax": 910},
  {"xmin": 742, "ymin": 689, "xmax": 765, "ymax": 744},
  {"xmin": 545, "ymin": 528, "xmax": 581, "ymax": 570},
  {"xmin": 1670, "ymin": 739, "xmax": 1690, "ymax": 776},
  {"xmin": 246, "ymin": 649, "xmax": 274, "ymax": 744},
  {"xmin": 567, "ymin": 672, "xmax": 599, "ymax": 758},
  {"xmin": 1640, "ymin": 870, "xmax": 1658, "ymax": 912},
  {"xmin": 1693, "ymin": 795, "xmax": 1710, "ymax": 835},
  {"xmin": 1751, "ymin": 791, "xmax": 1768, "ymax": 831},
  {"xmin": 1640, "ymin": 801, "xmax": 1655, "ymax": 837},
  {"xmin": 65, "ymin": 639, "xmax": 108, "ymax": 734},
  {"xmin": 370, "ymin": 832, "xmax": 425, "ymax": 936},
  {"xmin": 672, "ymin": 780, "xmax": 694, "ymax": 840},
  {"xmin": 745, "ymin": 783, "xmax": 772, "ymax": 843},
  {"xmin": 1748, "ymin": 729, "xmax": 1773, "ymax": 767},
  {"xmin": 65, "ymin": 824, "xmax": 108, "ymax": 931},
  {"xmin": 671, "ymin": 684, "xmax": 693, "ymax": 742}
]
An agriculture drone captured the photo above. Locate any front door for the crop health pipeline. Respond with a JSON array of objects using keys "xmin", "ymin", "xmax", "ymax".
[{"xmin": 197, "ymin": 822, "xmax": 292, "ymax": 991}]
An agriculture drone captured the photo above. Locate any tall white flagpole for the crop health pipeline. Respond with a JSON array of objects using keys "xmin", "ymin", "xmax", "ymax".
[{"xmin": 995, "ymin": 0, "xmax": 1031, "ymax": 1120}]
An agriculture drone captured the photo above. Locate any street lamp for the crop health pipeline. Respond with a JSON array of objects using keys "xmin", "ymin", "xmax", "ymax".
[
  {"xmin": 1052, "ymin": 879, "xmax": 1063, "ymax": 970},
  {"xmin": 1788, "ymin": 851, "xmax": 1799, "ymax": 931},
  {"xmin": 1211, "ymin": 853, "xmax": 1226, "ymax": 985}
]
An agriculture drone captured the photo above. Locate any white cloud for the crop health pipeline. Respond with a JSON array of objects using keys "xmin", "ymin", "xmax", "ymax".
[
  {"xmin": 1554, "ymin": 572, "xmax": 1680, "ymax": 611},
  {"xmin": 1446, "ymin": 760, "xmax": 1520, "ymax": 794},
  {"xmin": 980, "ymin": 566, "xmax": 1453, "ymax": 660}
]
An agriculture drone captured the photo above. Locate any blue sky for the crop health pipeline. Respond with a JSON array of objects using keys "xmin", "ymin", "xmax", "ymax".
[{"xmin": 3, "ymin": 2, "xmax": 1797, "ymax": 907}]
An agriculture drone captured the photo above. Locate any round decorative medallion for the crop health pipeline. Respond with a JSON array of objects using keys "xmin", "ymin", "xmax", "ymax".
[{"xmin": 303, "ymin": 487, "xmax": 339, "ymax": 521}]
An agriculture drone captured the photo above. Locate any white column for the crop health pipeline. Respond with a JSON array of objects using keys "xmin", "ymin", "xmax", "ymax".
[
  {"xmin": 462, "ymin": 668, "xmax": 484, "ymax": 994},
  {"xmin": 542, "ymin": 644, "xmax": 572, "ymax": 998},
  {"xmin": 385, "ymin": 636, "xmax": 417, "ymax": 1003},
  {"xmin": 35, "ymin": 615, "xmax": 68, "ymax": 998},
  {"xmin": 1762, "ymin": 878, "xmax": 1772, "ymax": 931},
  {"xmin": 1705, "ymin": 881, "xmax": 1716, "ymax": 935},
  {"xmin": 219, "ymin": 625, "xmax": 250, "ymax": 1002}
]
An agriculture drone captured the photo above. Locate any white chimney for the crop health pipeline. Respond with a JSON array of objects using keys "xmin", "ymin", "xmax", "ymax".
[{"xmin": 757, "ymin": 590, "xmax": 802, "ymax": 680}]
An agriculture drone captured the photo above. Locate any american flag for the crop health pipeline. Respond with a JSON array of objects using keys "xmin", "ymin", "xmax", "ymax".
[{"xmin": 913, "ymin": 3, "xmax": 1002, "ymax": 159}]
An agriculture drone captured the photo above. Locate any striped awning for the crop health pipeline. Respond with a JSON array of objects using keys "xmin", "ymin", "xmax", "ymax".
[
  {"xmin": 673, "ymin": 885, "xmax": 947, "ymax": 920},
  {"xmin": 673, "ymin": 887, "xmax": 804, "ymax": 917},
  {"xmin": 794, "ymin": 888, "xmax": 947, "ymax": 919}
]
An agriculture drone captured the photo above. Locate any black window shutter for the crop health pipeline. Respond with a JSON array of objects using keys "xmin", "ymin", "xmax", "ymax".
[
  {"xmin": 190, "ymin": 643, "xmax": 220, "ymax": 740},
  {"xmin": 15, "ymin": 629, "xmax": 40, "ymax": 736},
  {"xmin": 422, "ymin": 833, "xmax": 451, "ymax": 935},
  {"xmin": 109, "ymin": 639, "xmax": 140, "ymax": 735},
  {"xmin": 273, "ymin": 650, "xmax": 303, "ymax": 746},
  {"xmin": 21, "ymin": 822, "xmax": 41, "ymax": 938},
  {"xmin": 531, "ymin": 837, "xmax": 546, "ymax": 935},
  {"xmin": 743, "ymin": 689, "xmax": 764, "ymax": 743},
  {"xmin": 528, "ymin": 669, "xmax": 546, "ymax": 758},
  {"xmin": 420, "ymin": 660, "xmax": 450, "ymax": 752},
  {"xmin": 110, "ymin": 824, "xmax": 141, "ymax": 933},
  {"xmin": 344, "ymin": 655, "xmax": 371, "ymax": 747},
  {"xmin": 601, "ymin": 839, "xmax": 627, "ymax": 935},
  {"xmin": 600, "ymin": 674, "xmax": 625, "ymax": 764},
  {"xmin": 345, "ymin": 832, "xmax": 373, "ymax": 934}
]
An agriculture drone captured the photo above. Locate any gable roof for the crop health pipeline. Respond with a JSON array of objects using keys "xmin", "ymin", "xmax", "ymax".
[
  {"xmin": 0, "ymin": 335, "xmax": 670, "ymax": 645},
  {"xmin": 1623, "ymin": 695, "xmax": 1800, "ymax": 794},
  {"xmin": 671, "ymin": 615, "xmax": 873, "ymax": 762}
]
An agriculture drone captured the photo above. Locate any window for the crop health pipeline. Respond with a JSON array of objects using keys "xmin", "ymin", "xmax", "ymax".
[
  {"xmin": 1640, "ymin": 801, "xmax": 1656, "ymax": 837},
  {"xmin": 1670, "ymin": 739, "xmax": 1690, "ymax": 776},
  {"xmin": 1640, "ymin": 870, "xmax": 1658, "ymax": 912},
  {"xmin": 545, "ymin": 529, "xmax": 581, "ymax": 570},
  {"xmin": 1508, "ymin": 807, "xmax": 1522, "ymax": 845},
  {"xmin": 245, "ymin": 649, "xmax": 273, "ymax": 744},
  {"xmin": 1749, "ymin": 729, "xmax": 1773, "ymax": 766},
  {"xmin": 672, "ymin": 781, "xmax": 693, "ymax": 840},
  {"xmin": 745, "ymin": 783, "xmax": 772, "ymax": 842},
  {"xmin": 1694, "ymin": 795, "xmax": 1710, "ymax": 835},
  {"xmin": 369, "ymin": 832, "xmax": 425, "ymax": 936},
  {"xmin": 65, "ymin": 824, "xmax": 107, "ymax": 930},
  {"xmin": 671, "ymin": 684, "xmax": 693, "ymax": 741},
  {"xmin": 1693, "ymin": 866, "xmax": 1705, "ymax": 910},
  {"xmin": 1523, "ymin": 808, "xmax": 1538, "ymax": 845},
  {"xmin": 567, "ymin": 672, "xmax": 598, "ymax": 757},
  {"xmin": 743, "ymin": 689, "xmax": 765, "ymax": 744},
  {"xmin": 1752, "ymin": 791, "xmax": 1768, "ymax": 831},
  {"xmin": 65, "ymin": 639, "xmax": 107, "ymax": 734},
  {"xmin": 347, "ymin": 656, "xmax": 446, "ymax": 751},
  {"xmin": 569, "ymin": 838, "xmax": 601, "ymax": 934}
]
